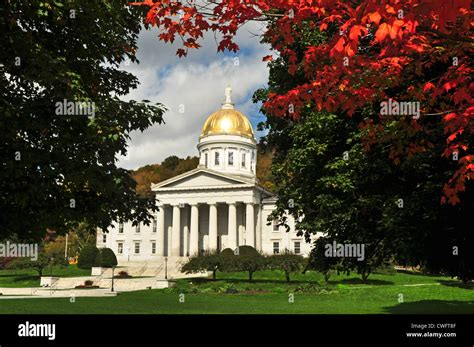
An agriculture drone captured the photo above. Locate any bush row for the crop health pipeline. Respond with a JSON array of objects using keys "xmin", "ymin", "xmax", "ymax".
[
  {"xmin": 77, "ymin": 245, "xmax": 117, "ymax": 269},
  {"xmin": 181, "ymin": 245, "xmax": 304, "ymax": 282}
]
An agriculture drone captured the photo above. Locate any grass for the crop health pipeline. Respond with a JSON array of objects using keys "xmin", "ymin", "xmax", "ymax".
[
  {"xmin": 0, "ymin": 265, "xmax": 90, "ymax": 288},
  {"xmin": 0, "ymin": 269, "xmax": 473, "ymax": 314}
]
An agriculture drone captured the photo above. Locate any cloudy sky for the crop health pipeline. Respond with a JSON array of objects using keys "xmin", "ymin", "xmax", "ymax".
[{"xmin": 117, "ymin": 21, "xmax": 271, "ymax": 170}]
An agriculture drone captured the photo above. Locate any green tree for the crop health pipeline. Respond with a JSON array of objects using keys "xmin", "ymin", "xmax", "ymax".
[
  {"xmin": 181, "ymin": 251, "xmax": 223, "ymax": 280},
  {"xmin": 234, "ymin": 246, "xmax": 264, "ymax": 282},
  {"xmin": 267, "ymin": 251, "xmax": 304, "ymax": 283},
  {"xmin": 77, "ymin": 245, "xmax": 99, "ymax": 270},
  {"xmin": 161, "ymin": 156, "xmax": 181, "ymax": 172},
  {"xmin": 94, "ymin": 248, "xmax": 118, "ymax": 268},
  {"xmin": 254, "ymin": 21, "xmax": 474, "ymax": 283},
  {"xmin": 303, "ymin": 237, "xmax": 336, "ymax": 283},
  {"xmin": 7, "ymin": 252, "xmax": 63, "ymax": 277},
  {"xmin": 219, "ymin": 248, "xmax": 237, "ymax": 272},
  {"xmin": 0, "ymin": 1, "xmax": 165, "ymax": 240}
]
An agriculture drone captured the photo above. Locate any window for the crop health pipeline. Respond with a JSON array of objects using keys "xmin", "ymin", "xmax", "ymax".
[
  {"xmin": 228, "ymin": 152, "xmax": 234, "ymax": 166},
  {"xmin": 135, "ymin": 224, "xmax": 140, "ymax": 233},
  {"xmin": 273, "ymin": 242, "xmax": 280, "ymax": 254},
  {"xmin": 214, "ymin": 151, "xmax": 220, "ymax": 165},
  {"xmin": 134, "ymin": 242, "xmax": 140, "ymax": 254},
  {"xmin": 118, "ymin": 223, "xmax": 124, "ymax": 233},
  {"xmin": 102, "ymin": 234, "xmax": 107, "ymax": 243},
  {"xmin": 272, "ymin": 220, "xmax": 279, "ymax": 232},
  {"xmin": 152, "ymin": 218, "xmax": 157, "ymax": 233},
  {"xmin": 151, "ymin": 242, "xmax": 156, "ymax": 254},
  {"xmin": 118, "ymin": 243, "xmax": 123, "ymax": 254},
  {"xmin": 204, "ymin": 153, "xmax": 208, "ymax": 167},
  {"xmin": 294, "ymin": 241, "xmax": 301, "ymax": 254},
  {"xmin": 241, "ymin": 153, "xmax": 246, "ymax": 167}
]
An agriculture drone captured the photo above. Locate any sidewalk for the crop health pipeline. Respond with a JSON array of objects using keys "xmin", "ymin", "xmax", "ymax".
[{"xmin": 0, "ymin": 287, "xmax": 117, "ymax": 299}]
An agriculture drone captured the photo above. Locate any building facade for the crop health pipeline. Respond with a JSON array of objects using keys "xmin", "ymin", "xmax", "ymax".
[{"xmin": 97, "ymin": 87, "xmax": 312, "ymax": 263}]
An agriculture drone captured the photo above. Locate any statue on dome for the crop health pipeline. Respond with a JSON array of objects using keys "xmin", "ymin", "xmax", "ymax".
[{"xmin": 224, "ymin": 85, "xmax": 232, "ymax": 104}]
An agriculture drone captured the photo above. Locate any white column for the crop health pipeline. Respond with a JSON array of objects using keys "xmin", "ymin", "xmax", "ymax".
[
  {"xmin": 255, "ymin": 204, "xmax": 262, "ymax": 251},
  {"xmin": 157, "ymin": 205, "xmax": 165, "ymax": 256},
  {"xmin": 171, "ymin": 205, "xmax": 181, "ymax": 256},
  {"xmin": 246, "ymin": 203, "xmax": 255, "ymax": 247},
  {"xmin": 208, "ymin": 203, "xmax": 218, "ymax": 252},
  {"xmin": 189, "ymin": 204, "xmax": 199, "ymax": 256},
  {"xmin": 183, "ymin": 207, "xmax": 189, "ymax": 257},
  {"xmin": 227, "ymin": 203, "xmax": 237, "ymax": 250}
]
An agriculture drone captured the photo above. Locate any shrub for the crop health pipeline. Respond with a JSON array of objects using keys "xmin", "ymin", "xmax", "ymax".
[
  {"xmin": 236, "ymin": 245, "xmax": 259, "ymax": 257},
  {"xmin": 6, "ymin": 252, "xmax": 65, "ymax": 277},
  {"xmin": 77, "ymin": 245, "xmax": 99, "ymax": 269},
  {"xmin": 220, "ymin": 248, "xmax": 236, "ymax": 257},
  {"xmin": 0, "ymin": 257, "xmax": 15, "ymax": 270},
  {"xmin": 220, "ymin": 248, "xmax": 236, "ymax": 272},
  {"xmin": 117, "ymin": 271, "xmax": 131, "ymax": 278},
  {"xmin": 268, "ymin": 251, "xmax": 304, "ymax": 282},
  {"xmin": 84, "ymin": 280, "xmax": 94, "ymax": 286},
  {"xmin": 234, "ymin": 246, "xmax": 264, "ymax": 281},
  {"xmin": 94, "ymin": 248, "xmax": 118, "ymax": 268},
  {"xmin": 181, "ymin": 251, "xmax": 223, "ymax": 280},
  {"xmin": 304, "ymin": 237, "xmax": 339, "ymax": 282}
]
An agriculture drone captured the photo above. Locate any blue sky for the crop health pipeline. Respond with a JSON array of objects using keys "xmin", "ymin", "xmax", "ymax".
[{"xmin": 117, "ymin": 21, "xmax": 271, "ymax": 170}]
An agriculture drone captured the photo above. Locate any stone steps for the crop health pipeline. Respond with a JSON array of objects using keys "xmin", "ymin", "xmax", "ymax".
[{"xmin": 97, "ymin": 257, "xmax": 189, "ymax": 278}]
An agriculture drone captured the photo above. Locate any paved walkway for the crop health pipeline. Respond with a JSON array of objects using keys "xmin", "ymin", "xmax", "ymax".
[{"xmin": 0, "ymin": 288, "xmax": 117, "ymax": 299}]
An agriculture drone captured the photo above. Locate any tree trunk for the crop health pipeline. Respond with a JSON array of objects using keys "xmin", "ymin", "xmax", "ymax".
[
  {"xmin": 249, "ymin": 271, "xmax": 253, "ymax": 281},
  {"xmin": 285, "ymin": 271, "xmax": 290, "ymax": 283},
  {"xmin": 361, "ymin": 269, "xmax": 371, "ymax": 282},
  {"xmin": 212, "ymin": 270, "xmax": 216, "ymax": 280}
]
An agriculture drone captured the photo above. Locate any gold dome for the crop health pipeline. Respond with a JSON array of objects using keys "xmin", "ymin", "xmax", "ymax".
[{"xmin": 201, "ymin": 108, "xmax": 255, "ymax": 139}]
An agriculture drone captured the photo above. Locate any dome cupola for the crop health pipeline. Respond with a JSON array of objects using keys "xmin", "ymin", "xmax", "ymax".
[{"xmin": 197, "ymin": 86, "xmax": 257, "ymax": 179}]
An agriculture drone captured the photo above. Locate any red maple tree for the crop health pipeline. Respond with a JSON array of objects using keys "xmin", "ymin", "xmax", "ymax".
[{"xmin": 131, "ymin": 0, "xmax": 473, "ymax": 205}]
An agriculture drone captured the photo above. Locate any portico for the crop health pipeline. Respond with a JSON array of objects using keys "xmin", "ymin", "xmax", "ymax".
[{"xmin": 152, "ymin": 169, "xmax": 269, "ymax": 256}]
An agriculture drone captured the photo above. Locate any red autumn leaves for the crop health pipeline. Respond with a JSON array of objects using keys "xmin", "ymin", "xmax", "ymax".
[{"xmin": 131, "ymin": 0, "xmax": 473, "ymax": 205}]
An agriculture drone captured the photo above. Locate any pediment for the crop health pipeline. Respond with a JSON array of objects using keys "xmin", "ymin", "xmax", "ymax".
[{"xmin": 152, "ymin": 168, "xmax": 252, "ymax": 190}]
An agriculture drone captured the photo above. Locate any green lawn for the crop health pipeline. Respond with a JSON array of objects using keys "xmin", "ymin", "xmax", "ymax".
[
  {"xmin": 0, "ymin": 270, "xmax": 473, "ymax": 314},
  {"xmin": 0, "ymin": 265, "xmax": 90, "ymax": 288}
]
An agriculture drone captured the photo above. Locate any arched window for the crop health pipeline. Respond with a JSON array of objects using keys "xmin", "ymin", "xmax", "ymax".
[
  {"xmin": 228, "ymin": 152, "xmax": 234, "ymax": 166},
  {"xmin": 204, "ymin": 153, "xmax": 208, "ymax": 167},
  {"xmin": 214, "ymin": 151, "xmax": 220, "ymax": 165},
  {"xmin": 241, "ymin": 153, "xmax": 246, "ymax": 167}
]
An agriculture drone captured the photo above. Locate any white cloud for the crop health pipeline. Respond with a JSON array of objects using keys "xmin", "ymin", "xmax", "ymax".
[{"xmin": 117, "ymin": 21, "xmax": 270, "ymax": 170}]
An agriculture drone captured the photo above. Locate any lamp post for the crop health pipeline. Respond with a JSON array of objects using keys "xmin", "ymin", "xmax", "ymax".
[
  {"xmin": 49, "ymin": 257, "xmax": 54, "ymax": 296},
  {"xmin": 164, "ymin": 256, "xmax": 168, "ymax": 280},
  {"xmin": 64, "ymin": 233, "xmax": 68, "ymax": 260}
]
